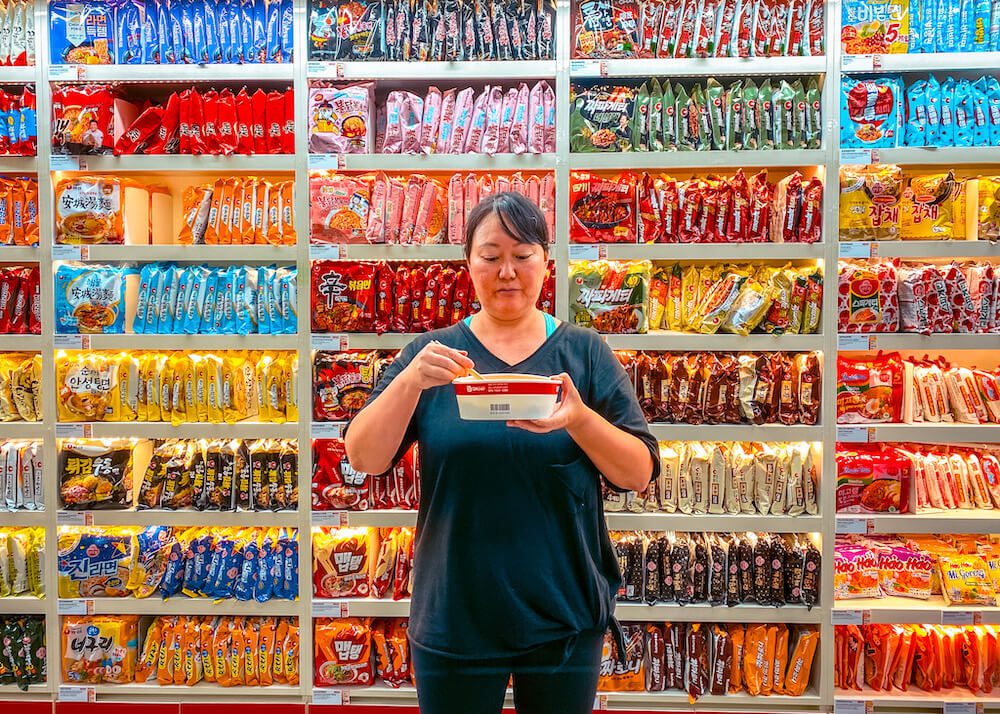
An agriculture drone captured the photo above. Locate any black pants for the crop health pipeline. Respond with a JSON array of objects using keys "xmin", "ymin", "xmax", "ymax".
[{"xmin": 411, "ymin": 630, "xmax": 604, "ymax": 714}]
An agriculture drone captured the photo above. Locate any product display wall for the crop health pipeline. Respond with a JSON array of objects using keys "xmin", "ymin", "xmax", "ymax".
[{"xmin": 2, "ymin": 0, "xmax": 1000, "ymax": 711}]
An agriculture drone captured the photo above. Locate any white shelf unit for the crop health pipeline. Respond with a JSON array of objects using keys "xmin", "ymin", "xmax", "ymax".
[
  {"xmin": 0, "ymin": 247, "xmax": 41, "ymax": 262},
  {"xmin": 312, "ymin": 153, "xmax": 559, "ymax": 172},
  {"xmin": 864, "ymin": 424, "xmax": 1000, "ymax": 444},
  {"xmin": 68, "ymin": 64, "xmax": 295, "ymax": 82},
  {"xmin": 78, "ymin": 245, "xmax": 298, "ymax": 262},
  {"xmin": 0, "ymin": 422, "xmax": 43, "ymax": 439},
  {"xmin": 0, "ymin": 335, "xmax": 43, "ymax": 351},
  {"xmin": 0, "ymin": 66, "xmax": 36, "ymax": 82},
  {"xmin": 839, "ymin": 333, "xmax": 1000, "ymax": 351},
  {"xmin": 580, "ymin": 56, "xmax": 828, "ymax": 78},
  {"xmin": 836, "ymin": 691, "xmax": 1000, "ymax": 713},
  {"xmin": 53, "ymin": 155, "xmax": 297, "ymax": 173},
  {"xmin": 310, "ymin": 60, "xmax": 558, "ymax": 80},
  {"xmin": 839, "ymin": 240, "xmax": 1000, "ymax": 258},
  {"xmin": 82, "ymin": 334, "xmax": 300, "ymax": 351},
  {"xmin": 603, "ymin": 332, "xmax": 824, "ymax": 351},
  {"xmin": 311, "ymin": 244, "xmax": 466, "ymax": 261},
  {"xmin": 837, "ymin": 512, "xmax": 1000, "ymax": 535},
  {"xmin": 648, "ymin": 423, "xmax": 824, "ymax": 441},
  {"xmin": 834, "ymin": 596, "xmax": 1000, "ymax": 624},
  {"xmin": 877, "ymin": 147, "xmax": 1000, "ymax": 165},
  {"xmin": 0, "ymin": 157, "xmax": 37, "ymax": 173},
  {"xmin": 62, "ymin": 598, "xmax": 301, "ymax": 617},
  {"xmin": 0, "ymin": 597, "xmax": 46, "ymax": 615},
  {"xmin": 572, "ymin": 150, "xmax": 828, "ymax": 170},
  {"xmin": 0, "ymin": 510, "xmax": 47, "ymax": 527},
  {"xmin": 82, "ymin": 509, "xmax": 300, "ymax": 528},
  {"xmin": 843, "ymin": 50, "xmax": 1000, "ymax": 72},
  {"xmin": 602, "ymin": 243, "xmax": 826, "ymax": 260},
  {"xmin": 605, "ymin": 512, "xmax": 823, "ymax": 533},
  {"xmin": 87, "ymin": 683, "xmax": 303, "ymax": 700},
  {"xmin": 59, "ymin": 422, "xmax": 300, "ymax": 440}
]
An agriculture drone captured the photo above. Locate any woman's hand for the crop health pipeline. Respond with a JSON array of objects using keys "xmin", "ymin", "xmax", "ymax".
[
  {"xmin": 508, "ymin": 373, "xmax": 591, "ymax": 434},
  {"xmin": 401, "ymin": 340, "xmax": 475, "ymax": 391}
]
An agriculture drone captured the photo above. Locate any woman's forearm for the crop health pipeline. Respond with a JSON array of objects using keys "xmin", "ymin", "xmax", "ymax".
[
  {"xmin": 566, "ymin": 407, "xmax": 654, "ymax": 492},
  {"xmin": 345, "ymin": 369, "xmax": 422, "ymax": 475}
]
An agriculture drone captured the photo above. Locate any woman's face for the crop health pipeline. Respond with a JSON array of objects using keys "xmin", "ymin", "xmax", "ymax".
[{"xmin": 467, "ymin": 214, "xmax": 548, "ymax": 322}]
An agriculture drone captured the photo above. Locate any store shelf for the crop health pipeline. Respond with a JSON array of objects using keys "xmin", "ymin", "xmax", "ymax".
[
  {"xmin": 0, "ymin": 335, "xmax": 43, "ymax": 351},
  {"xmin": 0, "ymin": 246, "xmax": 40, "ymax": 261},
  {"xmin": 313, "ymin": 598, "xmax": 410, "ymax": 618},
  {"xmin": 84, "ymin": 510, "xmax": 300, "ymax": 528},
  {"xmin": 605, "ymin": 512, "xmax": 822, "ymax": 533},
  {"xmin": 572, "ymin": 150, "xmax": 826, "ymax": 170},
  {"xmin": 0, "ymin": 682, "xmax": 52, "ymax": 696},
  {"xmin": 313, "ymin": 333, "xmax": 413, "ymax": 350},
  {"xmin": 63, "ymin": 598, "xmax": 300, "ymax": 617},
  {"xmin": 310, "ymin": 60, "xmax": 557, "ymax": 80},
  {"xmin": 837, "ymin": 690, "xmax": 1000, "ymax": 711},
  {"xmin": 310, "ymin": 244, "xmax": 466, "ymax": 261},
  {"xmin": 616, "ymin": 602, "xmax": 823, "ymax": 623},
  {"xmin": 84, "ymin": 334, "xmax": 300, "ymax": 351},
  {"xmin": 79, "ymin": 244, "xmax": 297, "ymax": 262},
  {"xmin": 583, "ymin": 56, "xmax": 828, "ymax": 77},
  {"xmin": 839, "ymin": 240, "xmax": 1000, "ymax": 258},
  {"xmin": 877, "ymin": 147, "xmax": 1000, "ymax": 165},
  {"xmin": 602, "ymin": 243, "xmax": 826, "ymax": 261},
  {"xmin": 835, "ymin": 596, "xmax": 1000, "ymax": 624},
  {"xmin": 62, "ymin": 422, "xmax": 300, "ymax": 440},
  {"xmin": 603, "ymin": 331, "xmax": 823, "ymax": 351},
  {"xmin": 55, "ymin": 155, "xmax": 296, "ymax": 173},
  {"xmin": 838, "ymin": 333, "xmax": 1000, "ymax": 351},
  {"xmin": 67, "ymin": 64, "xmax": 295, "ymax": 83},
  {"xmin": 0, "ymin": 423, "xmax": 44, "ymax": 439},
  {"xmin": 315, "ymin": 153, "xmax": 558, "ymax": 172},
  {"xmin": 89, "ymin": 683, "xmax": 302, "ymax": 699},
  {"xmin": 844, "ymin": 50, "xmax": 1000, "ymax": 72},
  {"xmin": 0, "ymin": 597, "xmax": 46, "ymax": 615},
  {"xmin": 838, "ymin": 511, "xmax": 1000, "ymax": 535},
  {"xmin": 0, "ymin": 66, "xmax": 35, "ymax": 83},
  {"xmin": 312, "ymin": 509, "xmax": 417, "ymax": 528},
  {"xmin": 649, "ymin": 424, "xmax": 823, "ymax": 441},
  {"xmin": 864, "ymin": 423, "xmax": 1000, "ymax": 444},
  {"xmin": 0, "ymin": 157, "xmax": 37, "ymax": 172},
  {"xmin": 0, "ymin": 511, "xmax": 46, "ymax": 526}
]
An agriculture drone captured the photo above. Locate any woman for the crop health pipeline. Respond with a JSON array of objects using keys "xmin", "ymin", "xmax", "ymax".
[{"xmin": 346, "ymin": 192, "xmax": 659, "ymax": 714}]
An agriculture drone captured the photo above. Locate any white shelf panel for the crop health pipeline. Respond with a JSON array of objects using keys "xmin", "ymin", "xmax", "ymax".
[
  {"xmin": 843, "ymin": 240, "xmax": 1000, "ymax": 258},
  {"xmin": 0, "ymin": 336, "xmax": 43, "ymax": 351},
  {"xmin": 58, "ymin": 155, "xmax": 296, "ymax": 173},
  {"xmin": 850, "ymin": 51, "xmax": 1000, "ymax": 72},
  {"xmin": 311, "ymin": 60, "xmax": 557, "ymax": 80},
  {"xmin": 66, "ymin": 598, "xmax": 300, "ymax": 617},
  {"xmin": 572, "ymin": 150, "xmax": 826, "ymax": 170},
  {"xmin": 69, "ymin": 64, "xmax": 294, "ymax": 83},
  {"xmin": 865, "ymin": 423, "xmax": 1000, "ymax": 444},
  {"xmin": 603, "ymin": 331, "xmax": 823, "ymax": 351},
  {"xmin": 835, "ymin": 596, "xmax": 1000, "ymax": 624},
  {"xmin": 313, "ymin": 598, "xmax": 410, "ymax": 618},
  {"xmin": 591, "ymin": 56, "xmax": 827, "ymax": 77},
  {"xmin": 85, "ymin": 510, "xmax": 299, "ymax": 528},
  {"xmin": 0, "ymin": 682, "xmax": 52, "ymax": 695},
  {"xmin": 0, "ymin": 157, "xmax": 37, "ymax": 172},
  {"xmin": 68, "ymin": 422, "xmax": 300, "ymax": 440},
  {"xmin": 0, "ymin": 597, "xmax": 46, "ymax": 614},
  {"xmin": 89, "ymin": 683, "xmax": 302, "ymax": 699},
  {"xmin": 602, "ymin": 243, "xmax": 826, "ymax": 261},
  {"xmin": 877, "ymin": 147, "xmax": 1000, "ymax": 165},
  {"xmin": 837, "ymin": 691, "xmax": 1000, "ymax": 709},
  {"xmin": 0, "ymin": 66, "xmax": 36, "ymax": 82},
  {"xmin": 311, "ymin": 243, "xmax": 466, "ymax": 261},
  {"xmin": 615, "ymin": 602, "xmax": 823, "ymax": 623},
  {"xmin": 0, "ymin": 247, "xmax": 40, "ymax": 262},
  {"xmin": 0, "ymin": 423, "xmax": 44, "ymax": 439},
  {"xmin": 605, "ymin": 512, "xmax": 822, "ymax": 533},
  {"xmin": 312, "ymin": 509, "xmax": 417, "ymax": 528},
  {"xmin": 840, "ymin": 512, "xmax": 1000, "ymax": 535},
  {"xmin": 85, "ymin": 334, "xmax": 300, "ymax": 351},
  {"xmin": 80, "ymin": 244, "xmax": 297, "ymax": 262},
  {"xmin": 0, "ymin": 511, "xmax": 46, "ymax": 526},
  {"xmin": 841, "ymin": 333, "xmax": 1000, "ymax": 351},
  {"xmin": 649, "ymin": 423, "xmax": 823, "ymax": 441},
  {"xmin": 320, "ymin": 153, "xmax": 557, "ymax": 172},
  {"xmin": 313, "ymin": 333, "xmax": 414, "ymax": 350}
]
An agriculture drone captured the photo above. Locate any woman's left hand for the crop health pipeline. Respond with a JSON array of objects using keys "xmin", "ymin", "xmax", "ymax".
[{"xmin": 508, "ymin": 373, "xmax": 591, "ymax": 435}]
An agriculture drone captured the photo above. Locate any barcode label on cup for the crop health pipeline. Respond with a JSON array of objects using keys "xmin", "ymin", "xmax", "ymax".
[{"xmin": 489, "ymin": 404, "xmax": 511, "ymax": 416}]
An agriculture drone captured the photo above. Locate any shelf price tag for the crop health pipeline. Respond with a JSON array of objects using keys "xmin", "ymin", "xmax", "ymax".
[
  {"xmin": 568, "ymin": 244, "xmax": 601, "ymax": 260},
  {"xmin": 832, "ymin": 609, "xmax": 868, "ymax": 626},
  {"xmin": 834, "ymin": 700, "xmax": 873, "ymax": 714},
  {"xmin": 58, "ymin": 599, "xmax": 94, "ymax": 616},
  {"xmin": 944, "ymin": 703, "xmax": 982, "ymax": 714},
  {"xmin": 312, "ymin": 511, "xmax": 349, "ymax": 527},
  {"xmin": 311, "ymin": 334, "xmax": 346, "ymax": 351},
  {"xmin": 842, "ymin": 54, "xmax": 877, "ymax": 71},
  {"xmin": 50, "ymin": 64, "xmax": 83, "ymax": 80},
  {"xmin": 941, "ymin": 611, "xmax": 981, "ymax": 626},
  {"xmin": 53, "ymin": 335, "xmax": 91, "ymax": 350},
  {"xmin": 837, "ymin": 334, "xmax": 877, "ymax": 350},
  {"xmin": 593, "ymin": 695, "xmax": 608, "ymax": 710},
  {"xmin": 52, "ymin": 245, "xmax": 88, "ymax": 261},
  {"xmin": 311, "ymin": 422, "xmax": 345, "ymax": 439},
  {"xmin": 59, "ymin": 686, "xmax": 96, "ymax": 702},
  {"xmin": 569, "ymin": 59, "xmax": 604, "ymax": 76},
  {"xmin": 309, "ymin": 244, "xmax": 342, "ymax": 260},
  {"xmin": 50, "ymin": 155, "xmax": 83, "ymax": 171},
  {"xmin": 312, "ymin": 601, "xmax": 348, "ymax": 618},
  {"xmin": 840, "ymin": 148, "xmax": 874, "ymax": 165},
  {"xmin": 837, "ymin": 517, "xmax": 874, "ymax": 535},
  {"xmin": 308, "ymin": 154, "xmax": 342, "ymax": 170},
  {"xmin": 838, "ymin": 242, "xmax": 874, "ymax": 259},
  {"xmin": 57, "ymin": 511, "xmax": 93, "ymax": 526},
  {"xmin": 836, "ymin": 426, "xmax": 871, "ymax": 443},
  {"xmin": 55, "ymin": 424, "xmax": 92, "ymax": 438},
  {"xmin": 313, "ymin": 689, "xmax": 349, "ymax": 705}
]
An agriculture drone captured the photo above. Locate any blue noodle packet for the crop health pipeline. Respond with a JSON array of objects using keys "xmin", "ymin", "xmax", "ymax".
[
  {"xmin": 133, "ymin": 264, "xmax": 157, "ymax": 334},
  {"xmin": 251, "ymin": 0, "xmax": 268, "ymax": 63},
  {"xmin": 203, "ymin": 0, "xmax": 221, "ymax": 64},
  {"xmin": 234, "ymin": 534, "xmax": 259, "ymax": 601},
  {"xmin": 905, "ymin": 81, "xmax": 927, "ymax": 146},
  {"xmin": 142, "ymin": 264, "xmax": 163, "ymax": 333},
  {"xmin": 169, "ymin": 0, "xmax": 186, "ymax": 64},
  {"xmin": 182, "ymin": 266, "xmax": 209, "ymax": 334},
  {"xmin": 939, "ymin": 77, "xmax": 957, "ymax": 146},
  {"xmin": 266, "ymin": 0, "xmax": 283, "ymax": 63},
  {"xmin": 240, "ymin": 0, "xmax": 255, "ymax": 63},
  {"xmin": 181, "ymin": 532, "xmax": 213, "ymax": 597},
  {"xmin": 159, "ymin": 537, "xmax": 186, "ymax": 597},
  {"xmin": 936, "ymin": 0, "xmax": 960, "ymax": 51},
  {"xmin": 269, "ymin": 268, "xmax": 285, "ymax": 334},
  {"xmin": 987, "ymin": 77, "xmax": 1000, "ymax": 144},
  {"xmin": 232, "ymin": 267, "xmax": 252, "ymax": 335},
  {"xmin": 200, "ymin": 269, "xmax": 219, "ymax": 332},
  {"xmin": 278, "ymin": 268, "xmax": 297, "ymax": 335},
  {"xmin": 217, "ymin": 1, "xmax": 233, "ymax": 63},
  {"xmin": 992, "ymin": 0, "xmax": 1000, "ymax": 49},
  {"xmin": 158, "ymin": 0, "xmax": 175, "ymax": 63},
  {"xmin": 910, "ymin": 0, "xmax": 924, "ymax": 52},
  {"xmin": 116, "ymin": 1, "xmax": 144, "ymax": 64},
  {"xmin": 256, "ymin": 266, "xmax": 272, "ymax": 335},
  {"xmin": 925, "ymin": 75, "xmax": 942, "ymax": 146},
  {"xmin": 255, "ymin": 531, "xmax": 274, "ymax": 602},
  {"xmin": 143, "ymin": 0, "xmax": 161, "ymax": 63},
  {"xmin": 275, "ymin": 530, "xmax": 297, "ymax": 600},
  {"xmin": 179, "ymin": 0, "xmax": 196, "ymax": 63},
  {"xmin": 156, "ymin": 265, "xmax": 179, "ymax": 333},
  {"xmin": 173, "ymin": 267, "xmax": 194, "ymax": 330},
  {"xmin": 190, "ymin": 0, "xmax": 209, "ymax": 63},
  {"xmin": 230, "ymin": 2, "xmax": 245, "ymax": 63},
  {"xmin": 920, "ymin": 0, "xmax": 937, "ymax": 51},
  {"xmin": 280, "ymin": 0, "xmax": 294, "ymax": 61},
  {"xmin": 972, "ymin": 77, "xmax": 991, "ymax": 145},
  {"xmin": 220, "ymin": 267, "xmax": 238, "ymax": 333},
  {"xmin": 954, "ymin": 79, "xmax": 974, "ymax": 146}
]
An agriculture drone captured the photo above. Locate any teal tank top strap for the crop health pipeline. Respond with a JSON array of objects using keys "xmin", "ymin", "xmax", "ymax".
[
  {"xmin": 543, "ymin": 311, "xmax": 557, "ymax": 338},
  {"xmin": 463, "ymin": 316, "xmax": 473, "ymax": 326}
]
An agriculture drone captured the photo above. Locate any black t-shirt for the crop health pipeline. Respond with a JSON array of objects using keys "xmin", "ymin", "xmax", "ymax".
[{"xmin": 358, "ymin": 320, "xmax": 660, "ymax": 658}]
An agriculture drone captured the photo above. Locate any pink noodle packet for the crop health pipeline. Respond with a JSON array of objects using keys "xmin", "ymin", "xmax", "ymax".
[
  {"xmin": 400, "ymin": 92, "xmax": 424, "ymax": 154},
  {"xmin": 509, "ymin": 172, "xmax": 525, "ymax": 197},
  {"xmin": 384, "ymin": 177, "xmax": 406, "ymax": 244},
  {"xmin": 449, "ymin": 88, "xmax": 475, "ymax": 154},
  {"xmin": 448, "ymin": 173, "xmax": 465, "ymax": 245},
  {"xmin": 525, "ymin": 174, "xmax": 541, "ymax": 204},
  {"xmin": 496, "ymin": 174, "xmax": 511, "ymax": 193},
  {"xmin": 464, "ymin": 173, "xmax": 479, "ymax": 218},
  {"xmin": 527, "ymin": 81, "xmax": 545, "ymax": 155},
  {"xmin": 412, "ymin": 180, "xmax": 436, "ymax": 244},
  {"xmin": 542, "ymin": 81, "xmax": 555, "ymax": 152},
  {"xmin": 479, "ymin": 174, "xmax": 495, "ymax": 199},
  {"xmin": 399, "ymin": 175, "xmax": 426, "ymax": 244},
  {"xmin": 420, "ymin": 86, "xmax": 442, "ymax": 155},
  {"xmin": 420, "ymin": 180, "xmax": 447, "ymax": 244},
  {"xmin": 382, "ymin": 91, "xmax": 405, "ymax": 154},
  {"xmin": 540, "ymin": 174, "xmax": 555, "ymax": 234},
  {"xmin": 375, "ymin": 100, "xmax": 387, "ymax": 153},
  {"xmin": 497, "ymin": 87, "xmax": 518, "ymax": 154},
  {"xmin": 480, "ymin": 86, "xmax": 504, "ymax": 155},
  {"xmin": 463, "ymin": 87, "xmax": 490, "ymax": 154},
  {"xmin": 436, "ymin": 89, "xmax": 457, "ymax": 154},
  {"xmin": 366, "ymin": 172, "xmax": 389, "ymax": 244},
  {"xmin": 509, "ymin": 83, "xmax": 529, "ymax": 154}
]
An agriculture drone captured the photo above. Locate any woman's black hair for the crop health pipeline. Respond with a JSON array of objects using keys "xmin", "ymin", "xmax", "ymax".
[{"xmin": 463, "ymin": 191, "xmax": 549, "ymax": 259}]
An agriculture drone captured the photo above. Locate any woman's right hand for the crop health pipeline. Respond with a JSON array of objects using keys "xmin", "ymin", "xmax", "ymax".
[{"xmin": 401, "ymin": 341, "xmax": 476, "ymax": 391}]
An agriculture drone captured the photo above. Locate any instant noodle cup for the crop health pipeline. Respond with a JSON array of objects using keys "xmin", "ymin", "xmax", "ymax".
[{"xmin": 453, "ymin": 373, "xmax": 561, "ymax": 421}]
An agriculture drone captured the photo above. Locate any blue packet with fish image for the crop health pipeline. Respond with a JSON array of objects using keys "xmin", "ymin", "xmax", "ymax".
[
  {"xmin": 924, "ymin": 75, "xmax": 942, "ymax": 145},
  {"xmin": 230, "ymin": 1, "xmax": 245, "ymax": 63},
  {"xmin": 938, "ymin": 77, "xmax": 957, "ymax": 146},
  {"xmin": 954, "ymin": 79, "xmax": 974, "ymax": 146},
  {"xmin": 179, "ymin": 0, "xmax": 196, "ymax": 63},
  {"xmin": 972, "ymin": 77, "xmax": 991, "ymax": 145},
  {"xmin": 251, "ymin": 0, "xmax": 268, "ymax": 63},
  {"xmin": 142, "ymin": 264, "xmax": 164, "ymax": 333},
  {"xmin": 54, "ymin": 264, "xmax": 129, "ymax": 334},
  {"xmin": 232, "ymin": 267, "xmax": 251, "ymax": 335},
  {"xmin": 216, "ymin": 0, "xmax": 233, "ymax": 62},
  {"xmin": 269, "ymin": 268, "xmax": 287, "ymax": 334},
  {"xmin": 255, "ymin": 531, "xmax": 274, "ymax": 602},
  {"xmin": 156, "ymin": 265, "xmax": 179, "ymax": 333},
  {"xmin": 905, "ymin": 80, "xmax": 927, "ymax": 146},
  {"xmin": 157, "ymin": 0, "xmax": 175, "ymax": 63},
  {"xmin": 168, "ymin": 0, "xmax": 186, "ymax": 64},
  {"xmin": 133, "ymin": 264, "xmax": 157, "ymax": 334},
  {"xmin": 239, "ymin": 0, "xmax": 255, "ymax": 63},
  {"xmin": 278, "ymin": 531, "xmax": 298, "ymax": 600},
  {"xmin": 142, "ymin": 0, "xmax": 160, "ymax": 63},
  {"xmin": 180, "ymin": 531, "xmax": 213, "ymax": 597},
  {"xmin": 218, "ymin": 267, "xmax": 238, "ymax": 333},
  {"xmin": 202, "ymin": 534, "xmax": 230, "ymax": 598},
  {"xmin": 211, "ymin": 269, "xmax": 229, "ymax": 333},
  {"xmin": 116, "ymin": 1, "xmax": 143, "ymax": 64},
  {"xmin": 266, "ymin": 0, "xmax": 283, "ymax": 63},
  {"xmin": 233, "ymin": 534, "xmax": 258, "ymax": 601},
  {"xmin": 181, "ymin": 265, "xmax": 208, "ymax": 334},
  {"xmin": 173, "ymin": 267, "xmax": 194, "ymax": 331},
  {"xmin": 191, "ymin": 0, "xmax": 209, "ymax": 63},
  {"xmin": 203, "ymin": 0, "xmax": 221, "ymax": 63},
  {"xmin": 987, "ymin": 76, "xmax": 1000, "ymax": 144},
  {"xmin": 198, "ymin": 269, "xmax": 219, "ymax": 332},
  {"xmin": 6, "ymin": 110, "xmax": 21, "ymax": 153},
  {"xmin": 281, "ymin": 0, "xmax": 294, "ymax": 61},
  {"xmin": 256, "ymin": 266, "xmax": 272, "ymax": 335},
  {"xmin": 159, "ymin": 537, "xmax": 186, "ymax": 598},
  {"xmin": 279, "ymin": 268, "xmax": 297, "ymax": 335}
]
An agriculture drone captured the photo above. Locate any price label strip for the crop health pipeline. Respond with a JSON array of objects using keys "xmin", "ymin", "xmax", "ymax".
[
  {"xmin": 568, "ymin": 244, "xmax": 601, "ymax": 261},
  {"xmin": 57, "ymin": 511, "xmax": 93, "ymax": 526},
  {"xmin": 59, "ymin": 686, "xmax": 96, "ymax": 702},
  {"xmin": 941, "ymin": 610, "xmax": 981, "ymax": 626},
  {"xmin": 836, "ymin": 517, "xmax": 874, "ymax": 535},
  {"xmin": 839, "ymin": 242, "xmax": 874, "ymax": 259},
  {"xmin": 837, "ymin": 334, "xmax": 877, "ymax": 351},
  {"xmin": 310, "ymin": 244, "xmax": 343, "ymax": 260},
  {"xmin": 55, "ymin": 424, "xmax": 92, "ymax": 438},
  {"xmin": 311, "ymin": 511, "xmax": 349, "ymax": 527},
  {"xmin": 836, "ymin": 426, "xmax": 873, "ymax": 443},
  {"xmin": 313, "ymin": 688, "xmax": 349, "ymax": 705},
  {"xmin": 312, "ymin": 334, "xmax": 347, "ymax": 351},
  {"xmin": 832, "ymin": 609, "xmax": 869, "ymax": 626},
  {"xmin": 53, "ymin": 335, "xmax": 91, "ymax": 350},
  {"xmin": 944, "ymin": 703, "xmax": 984, "ymax": 714},
  {"xmin": 834, "ymin": 700, "xmax": 873, "ymax": 714},
  {"xmin": 58, "ymin": 599, "xmax": 95, "ymax": 616}
]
